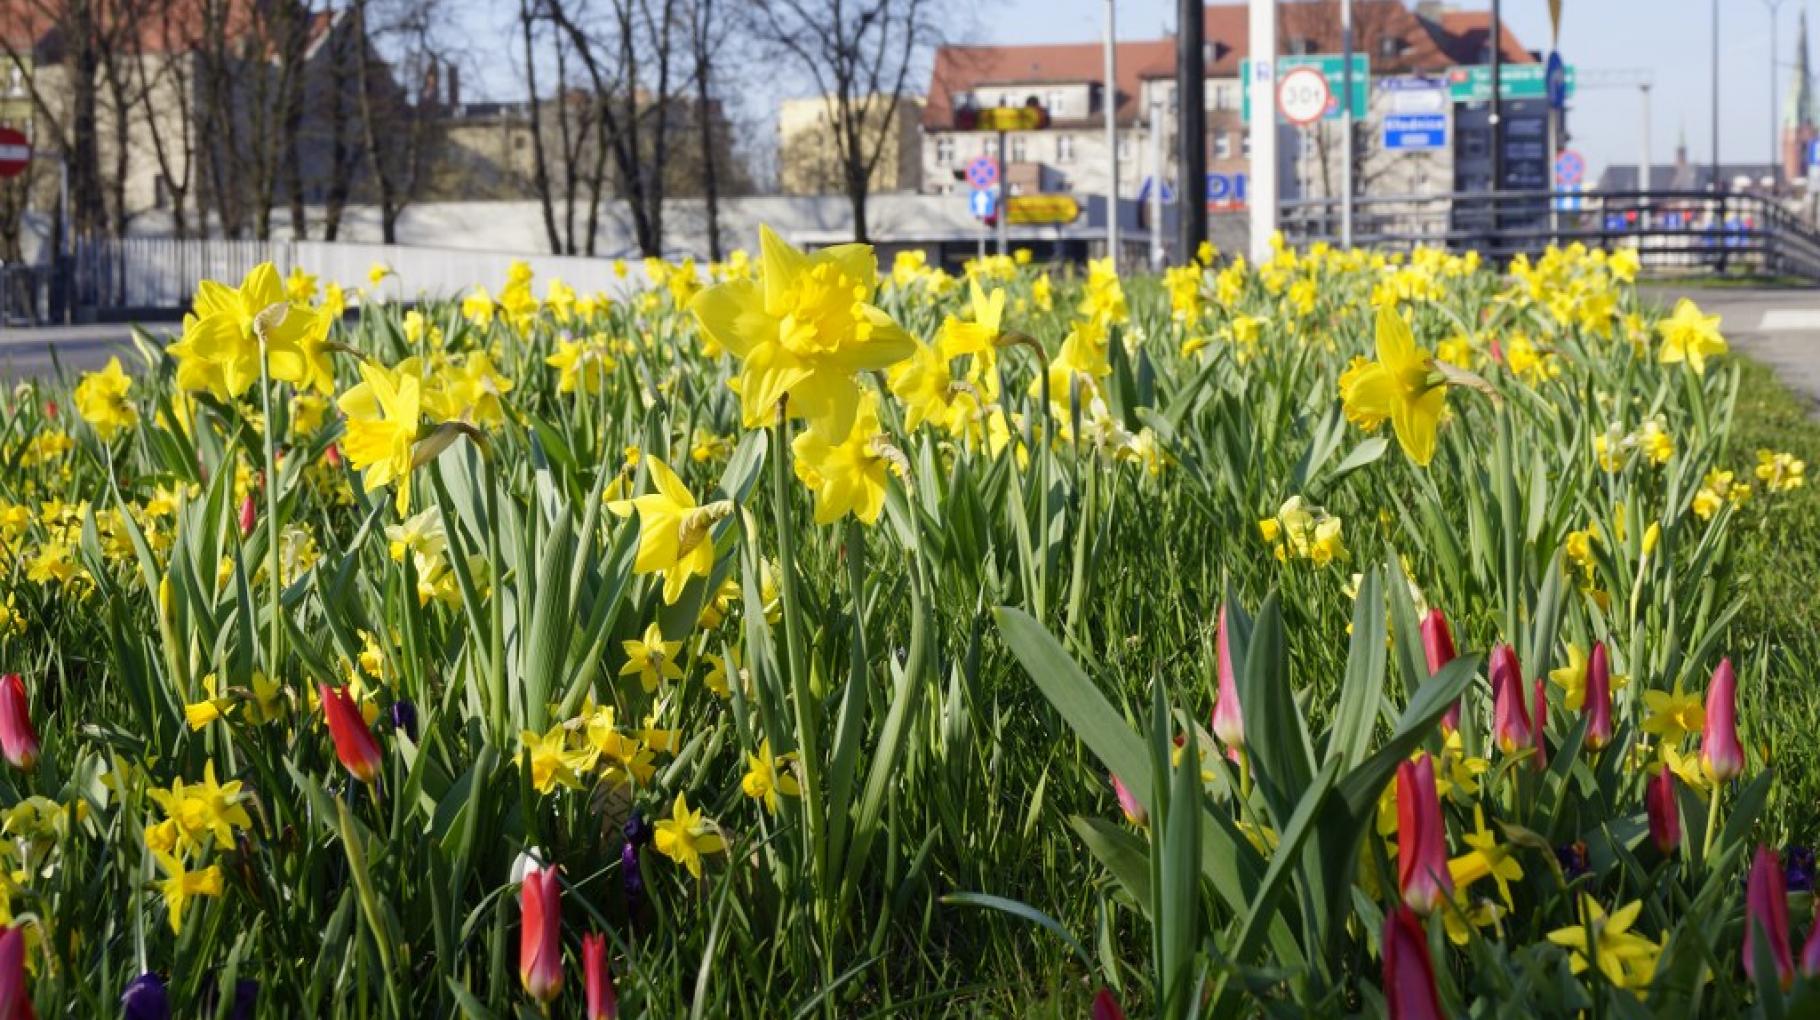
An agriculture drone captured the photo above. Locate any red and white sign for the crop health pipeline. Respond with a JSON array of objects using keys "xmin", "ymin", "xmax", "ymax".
[
  {"xmin": 1276, "ymin": 66, "xmax": 1331, "ymax": 127},
  {"xmin": 0, "ymin": 128, "xmax": 29, "ymax": 180}
]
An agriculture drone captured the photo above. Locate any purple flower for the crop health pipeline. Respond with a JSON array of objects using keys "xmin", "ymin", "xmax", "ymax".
[
  {"xmin": 621, "ymin": 840, "xmax": 644, "ymax": 912},
  {"xmin": 121, "ymin": 972, "xmax": 169, "ymax": 1020},
  {"xmin": 622, "ymin": 811, "xmax": 652, "ymax": 847},
  {"xmin": 389, "ymin": 698, "xmax": 418, "ymax": 741},
  {"xmin": 1554, "ymin": 841, "xmax": 1590, "ymax": 880},
  {"xmin": 1786, "ymin": 845, "xmax": 1816, "ymax": 893}
]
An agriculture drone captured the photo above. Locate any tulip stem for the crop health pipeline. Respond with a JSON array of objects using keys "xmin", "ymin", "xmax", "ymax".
[{"xmin": 1701, "ymin": 782, "xmax": 1722, "ymax": 863}]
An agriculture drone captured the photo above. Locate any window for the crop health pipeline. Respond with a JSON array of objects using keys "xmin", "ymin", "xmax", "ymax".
[
  {"xmin": 1010, "ymin": 135, "xmax": 1027, "ymax": 162},
  {"xmin": 1117, "ymin": 135, "xmax": 1133, "ymax": 161},
  {"xmin": 1378, "ymin": 36, "xmax": 1401, "ymax": 59},
  {"xmin": 1046, "ymin": 89, "xmax": 1065, "ymax": 116},
  {"xmin": 1214, "ymin": 133, "xmax": 1232, "ymax": 159},
  {"xmin": 1242, "ymin": 131, "xmax": 1251, "ymax": 157},
  {"xmin": 1057, "ymin": 135, "xmax": 1075, "ymax": 163},
  {"xmin": 936, "ymin": 135, "xmax": 955, "ymax": 164},
  {"xmin": 1211, "ymin": 82, "xmax": 1237, "ymax": 111},
  {"xmin": 981, "ymin": 136, "xmax": 995, "ymax": 156}
]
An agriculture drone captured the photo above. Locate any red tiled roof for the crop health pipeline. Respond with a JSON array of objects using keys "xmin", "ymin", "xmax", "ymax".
[
  {"xmin": 923, "ymin": 1, "xmax": 1536, "ymax": 130},
  {"xmin": 1, "ymin": 0, "xmax": 328, "ymax": 58}
]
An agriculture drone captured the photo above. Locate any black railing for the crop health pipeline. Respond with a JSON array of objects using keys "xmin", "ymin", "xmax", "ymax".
[{"xmin": 1279, "ymin": 190, "xmax": 1820, "ymax": 281}]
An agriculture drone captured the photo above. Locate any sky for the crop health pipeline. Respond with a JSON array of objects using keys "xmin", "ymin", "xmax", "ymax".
[{"xmin": 968, "ymin": 0, "xmax": 1804, "ymax": 178}]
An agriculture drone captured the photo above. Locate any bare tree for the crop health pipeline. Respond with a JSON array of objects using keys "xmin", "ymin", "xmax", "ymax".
[
  {"xmin": 132, "ymin": 0, "xmax": 204, "ymax": 237},
  {"xmin": 684, "ymin": 0, "xmax": 731, "ymax": 260},
  {"xmin": 747, "ymin": 0, "xmax": 938, "ymax": 242},
  {"xmin": 519, "ymin": 0, "xmax": 563, "ymax": 253},
  {"xmin": 350, "ymin": 0, "xmax": 446, "ymax": 243}
]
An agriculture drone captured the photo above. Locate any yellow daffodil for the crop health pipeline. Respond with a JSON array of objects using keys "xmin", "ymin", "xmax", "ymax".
[
  {"xmin": 619, "ymin": 622, "xmax": 684, "ymax": 692},
  {"xmin": 1656, "ymin": 298, "xmax": 1727, "ymax": 374},
  {"xmin": 690, "ymin": 225, "xmax": 914, "ymax": 436},
  {"xmin": 653, "ymin": 792, "xmax": 726, "ymax": 879},
  {"xmin": 337, "ymin": 361, "xmax": 423, "ymax": 515},
  {"xmin": 155, "ymin": 850, "xmax": 224, "ymax": 934},
  {"xmin": 607, "ymin": 457, "xmax": 727, "ymax": 604},
  {"xmin": 1546, "ymin": 896, "xmax": 1662, "ymax": 993},
  {"xmin": 518, "ymin": 725, "xmax": 592, "ymax": 794},
  {"xmin": 790, "ymin": 392, "xmax": 898, "ymax": 525},
  {"xmin": 73, "ymin": 357, "xmax": 137, "ymax": 440},
  {"xmin": 1640, "ymin": 686, "xmax": 1705, "ymax": 746},
  {"xmin": 1549, "ymin": 644, "xmax": 1630, "ymax": 711},
  {"xmin": 1340, "ymin": 307, "xmax": 1447, "ymax": 466},
  {"xmin": 168, "ymin": 262, "xmax": 319, "ymax": 401},
  {"xmin": 1755, "ymin": 449, "xmax": 1806, "ymax": 492},
  {"xmin": 740, "ymin": 739, "xmax": 801, "ymax": 814}
]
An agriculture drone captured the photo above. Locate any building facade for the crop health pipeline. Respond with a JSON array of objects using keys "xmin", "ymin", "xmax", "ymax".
[{"xmin": 777, "ymin": 95, "xmax": 923, "ymax": 196}]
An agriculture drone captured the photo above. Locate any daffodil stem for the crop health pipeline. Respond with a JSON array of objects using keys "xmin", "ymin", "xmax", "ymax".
[
  {"xmin": 257, "ymin": 353, "xmax": 282, "ymax": 680},
  {"xmin": 1702, "ymin": 782, "xmax": 1722, "ymax": 864},
  {"xmin": 769, "ymin": 417, "xmax": 825, "ymax": 905}
]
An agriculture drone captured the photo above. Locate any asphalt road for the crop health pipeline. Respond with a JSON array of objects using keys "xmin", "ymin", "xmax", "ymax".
[
  {"xmin": 1639, "ymin": 285, "xmax": 1820, "ymax": 409},
  {"xmin": 0, "ymin": 321, "xmax": 180, "ymax": 380}
]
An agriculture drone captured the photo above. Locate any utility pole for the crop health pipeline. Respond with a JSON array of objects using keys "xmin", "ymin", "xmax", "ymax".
[
  {"xmin": 1488, "ymin": 0, "xmax": 1503, "ymax": 190},
  {"xmin": 1178, "ymin": 0, "xmax": 1207, "ymax": 260},
  {"xmin": 997, "ymin": 128, "xmax": 1009, "ymax": 255},
  {"xmin": 1712, "ymin": 0, "xmax": 1721, "ymax": 191},
  {"xmin": 1340, "ymin": 0, "xmax": 1354, "ymax": 248},
  {"xmin": 1765, "ymin": 0, "xmax": 1788, "ymax": 190},
  {"xmin": 1150, "ymin": 100, "xmax": 1166, "ymax": 268},
  {"xmin": 1104, "ymin": 0, "xmax": 1119, "ymax": 264},
  {"xmin": 1640, "ymin": 83, "xmax": 1652, "ymax": 191},
  {"xmin": 1248, "ymin": 0, "xmax": 1277, "ymax": 261}
]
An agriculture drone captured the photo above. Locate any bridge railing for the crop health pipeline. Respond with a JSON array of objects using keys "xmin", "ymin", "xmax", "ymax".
[{"xmin": 1279, "ymin": 189, "xmax": 1820, "ymax": 281}]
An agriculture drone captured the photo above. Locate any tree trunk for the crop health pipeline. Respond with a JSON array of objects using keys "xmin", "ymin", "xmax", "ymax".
[{"xmin": 521, "ymin": 0, "xmax": 562, "ymax": 255}]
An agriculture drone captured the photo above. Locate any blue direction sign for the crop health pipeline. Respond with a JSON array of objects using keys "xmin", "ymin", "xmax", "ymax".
[
  {"xmin": 1545, "ymin": 51, "xmax": 1567, "ymax": 111},
  {"xmin": 1384, "ymin": 113, "xmax": 1447, "ymax": 151},
  {"xmin": 1206, "ymin": 171, "xmax": 1248, "ymax": 208},
  {"xmin": 968, "ymin": 188, "xmax": 996, "ymax": 220},
  {"xmin": 965, "ymin": 155, "xmax": 999, "ymax": 190},
  {"xmin": 1137, "ymin": 175, "xmax": 1177, "ymax": 204}
]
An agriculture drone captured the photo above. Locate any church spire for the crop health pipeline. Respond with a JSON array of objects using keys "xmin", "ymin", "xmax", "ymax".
[{"xmin": 1785, "ymin": 9, "xmax": 1816, "ymax": 131}]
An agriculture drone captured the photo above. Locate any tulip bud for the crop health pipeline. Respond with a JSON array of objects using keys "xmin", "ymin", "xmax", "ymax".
[
  {"xmin": 325, "ymin": 443, "xmax": 343, "ymax": 469},
  {"xmin": 237, "ymin": 495, "xmax": 257, "ymax": 537},
  {"xmin": 0, "ymin": 925, "xmax": 30, "ymax": 1020},
  {"xmin": 1489, "ymin": 644, "xmax": 1531, "ymax": 755},
  {"xmin": 1745, "ymin": 845, "xmax": 1795, "ymax": 990},
  {"xmin": 583, "ymin": 931, "xmax": 617, "ymax": 1020},
  {"xmin": 1110, "ymin": 773, "xmax": 1146, "ymax": 827},
  {"xmin": 1583, "ymin": 642, "xmax": 1613, "ymax": 751},
  {"xmin": 0, "ymin": 674, "xmax": 40, "ymax": 771},
  {"xmin": 1419, "ymin": 609, "xmax": 1461, "ymax": 733},
  {"xmin": 121, "ymin": 973, "xmax": 169, "ymax": 1020},
  {"xmin": 1646, "ymin": 767, "xmax": 1681, "ymax": 855},
  {"xmin": 317, "ymin": 684, "xmax": 383, "ymax": 785},
  {"xmin": 42, "ymin": 400, "xmax": 56, "ymax": 419},
  {"xmin": 1090, "ymin": 988, "xmax": 1127, "ymax": 1020},
  {"xmin": 519, "ymin": 864, "xmax": 564, "ymax": 1003},
  {"xmin": 1210, "ymin": 604, "xmax": 1244, "ymax": 750},
  {"xmin": 1396, "ymin": 754, "xmax": 1452, "ymax": 915},
  {"xmin": 1382, "ymin": 905, "xmax": 1446, "ymax": 1020},
  {"xmin": 1702, "ymin": 658, "xmax": 1745, "ymax": 783},
  {"xmin": 1532, "ymin": 676, "xmax": 1548, "ymax": 770}
]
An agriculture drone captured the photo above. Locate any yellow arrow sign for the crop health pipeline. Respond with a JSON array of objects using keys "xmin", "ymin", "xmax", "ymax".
[
  {"xmin": 974, "ymin": 106, "xmax": 1049, "ymax": 132},
  {"xmin": 1005, "ymin": 195, "xmax": 1081, "ymax": 225}
]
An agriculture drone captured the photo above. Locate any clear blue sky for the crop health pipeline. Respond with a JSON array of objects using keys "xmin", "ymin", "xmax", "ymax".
[{"xmin": 964, "ymin": 1, "xmax": 1802, "ymax": 178}]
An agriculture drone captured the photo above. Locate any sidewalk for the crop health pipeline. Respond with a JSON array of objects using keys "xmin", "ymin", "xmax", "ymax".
[
  {"xmin": 0, "ymin": 321, "xmax": 180, "ymax": 379},
  {"xmin": 1641, "ymin": 285, "xmax": 1820, "ymax": 410}
]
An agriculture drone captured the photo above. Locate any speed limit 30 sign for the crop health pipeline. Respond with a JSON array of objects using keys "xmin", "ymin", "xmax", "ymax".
[{"xmin": 1276, "ymin": 66, "xmax": 1332, "ymax": 127}]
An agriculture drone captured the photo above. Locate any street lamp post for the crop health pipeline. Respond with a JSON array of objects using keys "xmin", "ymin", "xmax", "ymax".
[
  {"xmin": 1764, "ymin": 0, "xmax": 1788, "ymax": 191},
  {"xmin": 1104, "ymin": 0, "xmax": 1119, "ymax": 263}
]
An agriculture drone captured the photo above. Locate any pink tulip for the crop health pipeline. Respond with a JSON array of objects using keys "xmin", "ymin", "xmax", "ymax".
[
  {"xmin": 519, "ymin": 864, "xmax": 564, "ymax": 1003},
  {"xmin": 1396, "ymin": 754, "xmax": 1452, "ymax": 915},
  {"xmin": 0, "ymin": 675, "xmax": 39, "ymax": 771},
  {"xmin": 1583, "ymin": 642, "xmax": 1613, "ymax": 751},
  {"xmin": 1490, "ymin": 644, "xmax": 1531, "ymax": 755},
  {"xmin": 1110, "ymin": 773, "xmax": 1146, "ymax": 827},
  {"xmin": 1802, "ymin": 904, "xmax": 1820, "ymax": 979},
  {"xmin": 1646, "ymin": 767, "xmax": 1681, "ymax": 855},
  {"xmin": 1744, "ymin": 845, "xmax": 1794, "ymax": 990},
  {"xmin": 0, "ymin": 925, "xmax": 30, "ymax": 1020},
  {"xmin": 583, "ymin": 930, "xmax": 617, "ymax": 1020},
  {"xmin": 1382, "ymin": 905, "xmax": 1445, "ymax": 1020},
  {"xmin": 1090, "ymin": 988, "xmax": 1127, "ymax": 1020},
  {"xmin": 1419, "ymin": 609, "xmax": 1461, "ymax": 733},
  {"xmin": 318, "ymin": 684, "xmax": 383, "ymax": 785},
  {"xmin": 238, "ymin": 495, "xmax": 257, "ymax": 537},
  {"xmin": 1702, "ymin": 658, "xmax": 1745, "ymax": 783},
  {"xmin": 1210, "ymin": 604, "xmax": 1244, "ymax": 750}
]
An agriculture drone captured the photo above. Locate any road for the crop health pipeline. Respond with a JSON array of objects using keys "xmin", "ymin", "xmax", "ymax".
[
  {"xmin": 0, "ymin": 321, "xmax": 180, "ymax": 380},
  {"xmin": 1640, "ymin": 285, "xmax": 1820, "ymax": 409}
]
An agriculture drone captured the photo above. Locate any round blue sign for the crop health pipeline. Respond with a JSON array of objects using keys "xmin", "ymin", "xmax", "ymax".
[{"xmin": 1545, "ymin": 51, "xmax": 1567, "ymax": 111}]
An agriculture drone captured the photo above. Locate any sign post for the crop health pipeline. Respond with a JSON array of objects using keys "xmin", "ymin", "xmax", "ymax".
[{"xmin": 1248, "ymin": 0, "xmax": 1277, "ymax": 262}]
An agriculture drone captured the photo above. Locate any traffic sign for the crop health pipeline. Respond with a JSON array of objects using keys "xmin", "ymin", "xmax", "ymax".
[
  {"xmin": 1382, "ymin": 76, "xmax": 1448, "ymax": 114},
  {"xmin": 968, "ymin": 188, "xmax": 996, "ymax": 220},
  {"xmin": 1277, "ymin": 66, "xmax": 1332, "ymax": 126},
  {"xmin": 0, "ymin": 127, "xmax": 29, "ymax": 180},
  {"xmin": 1384, "ymin": 113, "xmax": 1448, "ymax": 151},
  {"xmin": 1544, "ymin": 51, "xmax": 1567, "ymax": 110},
  {"xmin": 1448, "ymin": 63, "xmax": 1575, "ymax": 103},
  {"xmin": 972, "ymin": 106, "xmax": 1049, "ymax": 132},
  {"xmin": 1554, "ymin": 149, "xmax": 1586, "ymax": 188},
  {"xmin": 1206, "ymin": 172, "xmax": 1247, "ymax": 209},
  {"xmin": 1136, "ymin": 175, "xmax": 1177, "ymax": 205},
  {"xmin": 965, "ymin": 155, "xmax": 999, "ymax": 190},
  {"xmin": 1807, "ymin": 138, "xmax": 1820, "ymax": 167},
  {"xmin": 1240, "ymin": 54, "xmax": 1367, "ymax": 122},
  {"xmin": 1005, "ymin": 194, "xmax": 1080, "ymax": 224}
]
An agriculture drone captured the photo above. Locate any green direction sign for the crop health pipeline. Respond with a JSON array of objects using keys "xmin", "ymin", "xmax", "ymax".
[
  {"xmin": 1239, "ymin": 54, "xmax": 1370, "ymax": 122},
  {"xmin": 1445, "ymin": 63, "xmax": 1576, "ymax": 102}
]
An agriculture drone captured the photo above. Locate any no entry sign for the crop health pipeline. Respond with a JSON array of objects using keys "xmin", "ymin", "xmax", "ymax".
[{"xmin": 0, "ymin": 127, "xmax": 29, "ymax": 180}]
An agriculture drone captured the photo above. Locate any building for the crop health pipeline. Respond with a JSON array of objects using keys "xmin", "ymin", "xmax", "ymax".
[
  {"xmin": 777, "ymin": 95, "xmax": 922, "ymax": 196},
  {"xmin": 1783, "ymin": 10, "xmax": 1817, "ymax": 186},
  {"xmin": 919, "ymin": 1, "xmax": 1533, "ymax": 207}
]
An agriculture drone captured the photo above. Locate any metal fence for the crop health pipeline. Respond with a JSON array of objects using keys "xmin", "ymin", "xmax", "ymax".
[
  {"xmin": 1279, "ymin": 189, "xmax": 1820, "ymax": 281},
  {"xmin": 68, "ymin": 237, "xmax": 652, "ymax": 313}
]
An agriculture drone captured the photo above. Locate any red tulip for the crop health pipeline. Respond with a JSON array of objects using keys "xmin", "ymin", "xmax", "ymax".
[
  {"xmin": 1490, "ymin": 644, "xmax": 1531, "ymax": 755},
  {"xmin": 1802, "ymin": 904, "xmax": 1820, "ymax": 979},
  {"xmin": 325, "ymin": 443, "xmax": 343, "ymax": 469},
  {"xmin": 1210, "ymin": 604, "xmax": 1244, "ymax": 750},
  {"xmin": 1419, "ymin": 609, "xmax": 1461, "ymax": 733},
  {"xmin": 1744, "ymin": 845, "xmax": 1794, "ymax": 990},
  {"xmin": 1702, "ymin": 658, "xmax": 1745, "ymax": 783},
  {"xmin": 238, "ymin": 495, "xmax": 257, "ymax": 537},
  {"xmin": 1089, "ymin": 987, "xmax": 1126, "ymax": 1020},
  {"xmin": 1110, "ymin": 773, "xmax": 1146, "ymax": 827},
  {"xmin": 1532, "ymin": 676, "xmax": 1548, "ymax": 770},
  {"xmin": 1646, "ymin": 767, "xmax": 1681, "ymax": 855},
  {"xmin": 1382, "ymin": 905, "xmax": 1445, "ymax": 1020},
  {"xmin": 520, "ymin": 864, "xmax": 564, "ymax": 1003},
  {"xmin": 583, "ymin": 930, "xmax": 617, "ymax": 1020},
  {"xmin": 0, "ymin": 675, "xmax": 39, "ymax": 771},
  {"xmin": 41, "ymin": 400, "xmax": 55, "ymax": 419},
  {"xmin": 1396, "ymin": 754, "xmax": 1452, "ymax": 915},
  {"xmin": 0, "ymin": 925, "xmax": 31, "ymax": 1020},
  {"xmin": 317, "ymin": 684, "xmax": 383, "ymax": 785},
  {"xmin": 1583, "ymin": 642, "xmax": 1613, "ymax": 751}
]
